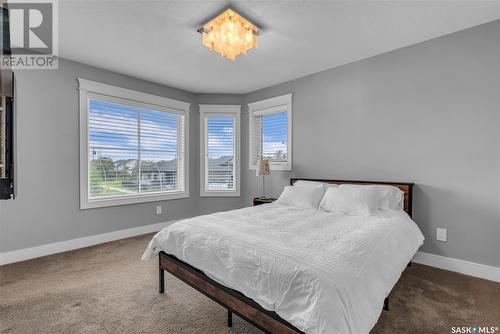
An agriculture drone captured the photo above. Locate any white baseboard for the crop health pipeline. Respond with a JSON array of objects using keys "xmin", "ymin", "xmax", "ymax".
[
  {"xmin": 2, "ymin": 228, "xmax": 499, "ymax": 283},
  {"xmin": 0, "ymin": 220, "xmax": 177, "ymax": 265},
  {"xmin": 413, "ymin": 251, "xmax": 500, "ymax": 283}
]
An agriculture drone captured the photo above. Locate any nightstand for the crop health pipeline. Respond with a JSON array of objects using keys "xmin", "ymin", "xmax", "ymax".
[{"xmin": 253, "ymin": 197, "xmax": 277, "ymax": 206}]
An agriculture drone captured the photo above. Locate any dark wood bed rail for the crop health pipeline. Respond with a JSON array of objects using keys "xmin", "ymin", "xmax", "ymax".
[
  {"xmin": 290, "ymin": 178, "xmax": 414, "ymax": 217},
  {"xmin": 159, "ymin": 252, "xmax": 304, "ymax": 334}
]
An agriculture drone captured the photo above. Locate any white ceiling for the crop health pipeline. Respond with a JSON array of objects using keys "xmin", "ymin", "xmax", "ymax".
[{"xmin": 59, "ymin": 0, "xmax": 500, "ymax": 94}]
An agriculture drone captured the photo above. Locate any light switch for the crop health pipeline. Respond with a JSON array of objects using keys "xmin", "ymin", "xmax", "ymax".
[
  {"xmin": 436, "ymin": 228, "xmax": 447, "ymax": 242},
  {"xmin": 156, "ymin": 205, "xmax": 162, "ymax": 215}
]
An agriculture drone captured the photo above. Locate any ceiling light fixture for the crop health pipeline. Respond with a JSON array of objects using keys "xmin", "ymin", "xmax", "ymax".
[{"xmin": 197, "ymin": 8, "xmax": 259, "ymax": 61}]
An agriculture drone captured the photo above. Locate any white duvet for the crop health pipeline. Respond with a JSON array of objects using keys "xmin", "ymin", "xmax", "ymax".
[{"xmin": 142, "ymin": 204, "xmax": 424, "ymax": 334}]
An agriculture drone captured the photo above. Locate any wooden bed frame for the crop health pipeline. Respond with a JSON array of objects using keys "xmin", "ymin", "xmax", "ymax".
[
  {"xmin": 158, "ymin": 178, "xmax": 414, "ymax": 334},
  {"xmin": 290, "ymin": 178, "xmax": 414, "ymax": 218}
]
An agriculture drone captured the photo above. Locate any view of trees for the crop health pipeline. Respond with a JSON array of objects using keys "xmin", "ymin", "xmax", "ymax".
[{"xmin": 90, "ymin": 157, "xmax": 137, "ymax": 197}]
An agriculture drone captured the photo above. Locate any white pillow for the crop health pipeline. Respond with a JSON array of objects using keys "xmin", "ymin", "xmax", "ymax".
[
  {"xmin": 293, "ymin": 180, "xmax": 337, "ymax": 190},
  {"xmin": 319, "ymin": 186, "xmax": 379, "ymax": 216},
  {"xmin": 374, "ymin": 185, "xmax": 404, "ymax": 210},
  {"xmin": 339, "ymin": 184, "xmax": 404, "ymax": 211},
  {"xmin": 276, "ymin": 185, "xmax": 325, "ymax": 209}
]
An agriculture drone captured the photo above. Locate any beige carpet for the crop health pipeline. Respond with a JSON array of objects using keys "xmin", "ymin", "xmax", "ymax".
[{"xmin": 1, "ymin": 234, "xmax": 499, "ymax": 334}]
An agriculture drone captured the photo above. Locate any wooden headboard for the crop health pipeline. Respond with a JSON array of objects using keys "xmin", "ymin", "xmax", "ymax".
[{"xmin": 290, "ymin": 178, "xmax": 414, "ymax": 217}]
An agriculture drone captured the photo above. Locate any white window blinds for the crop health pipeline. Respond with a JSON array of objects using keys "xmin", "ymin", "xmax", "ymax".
[
  {"xmin": 206, "ymin": 115, "xmax": 235, "ymax": 191},
  {"xmin": 88, "ymin": 97, "xmax": 185, "ymax": 199},
  {"xmin": 248, "ymin": 93, "xmax": 292, "ymax": 170},
  {"xmin": 199, "ymin": 105, "xmax": 240, "ymax": 197},
  {"xmin": 253, "ymin": 111, "xmax": 288, "ymax": 162}
]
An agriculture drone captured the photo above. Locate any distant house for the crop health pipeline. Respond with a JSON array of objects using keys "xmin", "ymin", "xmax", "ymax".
[
  {"xmin": 111, "ymin": 156, "xmax": 233, "ymax": 191},
  {"xmin": 111, "ymin": 158, "xmax": 178, "ymax": 191},
  {"xmin": 139, "ymin": 159, "xmax": 178, "ymax": 191},
  {"xmin": 207, "ymin": 156, "xmax": 234, "ymax": 189},
  {"xmin": 138, "ymin": 156, "xmax": 234, "ymax": 189}
]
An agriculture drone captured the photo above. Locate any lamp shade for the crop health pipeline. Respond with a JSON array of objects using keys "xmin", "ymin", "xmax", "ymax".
[{"xmin": 256, "ymin": 159, "xmax": 270, "ymax": 176}]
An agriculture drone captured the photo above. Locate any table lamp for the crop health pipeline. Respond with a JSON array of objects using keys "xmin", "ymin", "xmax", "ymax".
[{"xmin": 256, "ymin": 159, "xmax": 271, "ymax": 199}]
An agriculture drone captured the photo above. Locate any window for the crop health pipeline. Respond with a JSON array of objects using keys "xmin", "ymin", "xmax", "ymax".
[
  {"xmin": 248, "ymin": 93, "xmax": 292, "ymax": 170},
  {"xmin": 78, "ymin": 78, "xmax": 190, "ymax": 209},
  {"xmin": 199, "ymin": 105, "xmax": 240, "ymax": 196}
]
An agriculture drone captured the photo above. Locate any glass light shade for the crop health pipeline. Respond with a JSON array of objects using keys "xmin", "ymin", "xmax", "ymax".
[{"xmin": 199, "ymin": 9, "xmax": 259, "ymax": 61}]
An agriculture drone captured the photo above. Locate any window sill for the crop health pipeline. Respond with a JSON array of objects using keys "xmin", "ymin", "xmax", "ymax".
[
  {"xmin": 80, "ymin": 191, "xmax": 189, "ymax": 209},
  {"xmin": 200, "ymin": 191, "xmax": 241, "ymax": 197},
  {"xmin": 249, "ymin": 163, "xmax": 292, "ymax": 171}
]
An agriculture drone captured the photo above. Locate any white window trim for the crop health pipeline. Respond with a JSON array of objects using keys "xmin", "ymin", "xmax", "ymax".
[
  {"xmin": 78, "ymin": 78, "xmax": 190, "ymax": 209},
  {"xmin": 199, "ymin": 104, "xmax": 241, "ymax": 197},
  {"xmin": 248, "ymin": 93, "xmax": 292, "ymax": 171}
]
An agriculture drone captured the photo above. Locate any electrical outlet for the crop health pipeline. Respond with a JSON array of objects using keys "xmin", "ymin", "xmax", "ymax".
[
  {"xmin": 436, "ymin": 228, "xmax": 447, "ymax": 242},
  {"xmin": 156, "ymin": 205, "xmax": 162, "ymax": 215}
]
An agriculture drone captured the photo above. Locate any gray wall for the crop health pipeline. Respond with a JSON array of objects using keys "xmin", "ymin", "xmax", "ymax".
[
  {"xmin": 1, "ymin": 21, "xmax": 498, "ymax": 269},
  {"xmin": 244, "ymin": 21, "xmax": 500, "ymax": 267},
  {"xmin": 0, "ymin": 62, "xmax": 248, "ymax": 253},
  {"xmin": 0, "ymin": 59, "xmax": 200, "ymax": 253}
]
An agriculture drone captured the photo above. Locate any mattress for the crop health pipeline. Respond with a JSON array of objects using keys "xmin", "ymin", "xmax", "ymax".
[{"xmin": 142, "ymin": 203, "xmax": 424, "ymax": 334}]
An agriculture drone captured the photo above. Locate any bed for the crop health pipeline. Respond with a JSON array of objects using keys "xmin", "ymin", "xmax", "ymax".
[{"xmin": 142, "ymin": 179, "xmax": 424, "ymax": 334}]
